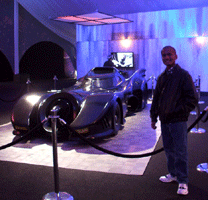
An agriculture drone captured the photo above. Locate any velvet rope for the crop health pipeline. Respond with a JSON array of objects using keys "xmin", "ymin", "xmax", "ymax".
[
  {"xmin": 0, "ymin": 122, "xmax": 43, "ymax": 150},
  {"xmin": 0, "ymin": 106, "xmax": 207, "ymax": 157},
  {"xmin": 63, "ymin": 106, "xmax": 208, "ymax": 158}
]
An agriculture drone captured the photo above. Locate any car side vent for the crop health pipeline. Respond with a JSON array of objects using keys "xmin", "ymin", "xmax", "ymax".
[{"xmin": 102, "ymin": 116, "xmax": 111, "ymax": 128}]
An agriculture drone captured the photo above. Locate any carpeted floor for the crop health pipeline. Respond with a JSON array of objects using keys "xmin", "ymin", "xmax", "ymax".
[{"xmin": 0, "ymin": 85, "xmax": 208, "ymax": 199}]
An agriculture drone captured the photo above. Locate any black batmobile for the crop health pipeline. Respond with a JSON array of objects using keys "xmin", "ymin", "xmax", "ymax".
[{"xmin": 11, "ymin": 67, "xmax": 148, "ymax": 139}]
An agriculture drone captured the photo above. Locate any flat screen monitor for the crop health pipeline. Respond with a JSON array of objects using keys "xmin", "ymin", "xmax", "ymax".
[{"xmin": 111, "ymin": 52, "xmax": 134, "ymax": 68}]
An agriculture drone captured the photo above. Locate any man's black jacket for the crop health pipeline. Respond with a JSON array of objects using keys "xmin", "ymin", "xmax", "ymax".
[{"xmin": 150, "ymin": 64, "xmax": 198, "ymax": 124}]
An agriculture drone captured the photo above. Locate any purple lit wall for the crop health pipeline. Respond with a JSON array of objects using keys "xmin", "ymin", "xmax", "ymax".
[
  {"xmin": 76, "ymin": 7, "xmax": 208, "ymax": 92},
  {"xmin": 0, "ymin": 0, "xmax": 14, "ymax": 68}
]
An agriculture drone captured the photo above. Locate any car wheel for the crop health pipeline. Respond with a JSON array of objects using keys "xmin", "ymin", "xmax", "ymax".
[
  {"xmin": 112, "ymin": 102, "xmax": 121, "ymax": 135},
  {"xmin": 38, "ymin": 93, "xmax": 79, "ymax": 139},
  {"xmin": 43, "ymin": 99, "xmax": 74, "ymax": 138}
]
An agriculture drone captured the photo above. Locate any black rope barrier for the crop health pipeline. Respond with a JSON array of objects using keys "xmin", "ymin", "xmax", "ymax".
[
  {"xmin": 0, "ymin": 106, "xmax": 207, "ymax": 158},
  {"xmin": 187, "ymin": 106, "xmax": 208, "ymax": 132},
  {"xmin": 60, "ymin": 106, "xmax": 208, "ymax": 158},
  {"xmin": 0, "ymin": 122, "xmax": 43, "ymax": 150},
  {"xmin": 64, "ymin": 122, "xmax": 163, "ymax": 158},
  {"xmin": 202, "ymin": 113, "xmax": 208, "ymax": 123}
]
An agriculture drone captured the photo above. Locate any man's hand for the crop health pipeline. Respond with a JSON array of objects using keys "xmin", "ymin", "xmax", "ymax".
[{"xmin": 151, "ymin": 121, "xmax": 157, "ymax": 129}]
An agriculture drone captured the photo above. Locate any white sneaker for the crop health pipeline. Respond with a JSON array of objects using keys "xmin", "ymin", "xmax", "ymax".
[
  {"xmin": 177, "ymin": 183, "xmax": 188, "ymax": 195},
  {"xmin": 159, "ymin": 174, "xmax": 177, "ymax": 183}
]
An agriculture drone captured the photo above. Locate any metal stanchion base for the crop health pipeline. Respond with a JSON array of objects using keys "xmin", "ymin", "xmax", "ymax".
[
  {"xmin": 42, "ymin": 192, "xmax": 74, "ymax": 200},
  {"xmin": 199, "ymin": 101, "xmax": 205, "ymax": 104},
  {"xmin": 190, "ymin": 111, "xmax": 197, "ymax": 115},
  {"xmin": 190, "ymin": 111, "xmax": 202, "ymax": 115},
  {"xmin": 197, "ymin": 163, "xmax": 208, "ymax": 173},
  {"xmin": 190, "ymin": 127, "xmax": 206, "ymax": 134},
  {"xmin": 147, "ymin": 99, "xmax": 153, "ymax": 104}
]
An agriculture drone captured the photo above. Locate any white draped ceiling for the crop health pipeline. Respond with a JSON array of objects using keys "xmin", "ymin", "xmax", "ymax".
[{"xmin": 17, "ymin": 0, "xmax": 208, "ymax": 45}]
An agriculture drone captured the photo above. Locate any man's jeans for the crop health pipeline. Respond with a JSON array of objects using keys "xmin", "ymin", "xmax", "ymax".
[{"xmin": 161, "ymin": 122, "xmax": 188, "ymax": 183}]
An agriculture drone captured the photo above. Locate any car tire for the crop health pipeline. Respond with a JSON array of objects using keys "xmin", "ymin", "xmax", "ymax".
[
  {"xmin": 112, "ymin": 102, "xmax": 121, "ymax": 136},
  {"xmin": 39, "ymin": 94, "xmax": 78, "ymax": 139}
]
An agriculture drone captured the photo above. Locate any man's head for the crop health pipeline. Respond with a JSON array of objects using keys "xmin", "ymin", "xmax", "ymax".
[{"xmin": 161, "ymin": 46, "xmax": 177, "ymax": 69}]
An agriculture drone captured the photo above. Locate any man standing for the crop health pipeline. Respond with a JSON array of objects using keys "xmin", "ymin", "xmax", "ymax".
[{"xmin": 150, "ymin": 46, "xmax": 198, "ymax": 195}]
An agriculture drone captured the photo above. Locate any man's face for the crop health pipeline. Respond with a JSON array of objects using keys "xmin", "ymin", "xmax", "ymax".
[{"xmin": 161, "ymin": 47, "xmax": 177, "ymax": 68}]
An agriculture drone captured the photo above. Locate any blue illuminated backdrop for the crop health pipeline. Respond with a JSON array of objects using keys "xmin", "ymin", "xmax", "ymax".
[{"xmin": 77, "ymin": 7, "xmax": 208, "ymax": 92}]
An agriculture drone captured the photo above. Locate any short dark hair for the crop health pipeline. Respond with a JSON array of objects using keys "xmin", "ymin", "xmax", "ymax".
[{"xmin": 161, "ymin": 46, "xmax": 176, "ymax": 54}]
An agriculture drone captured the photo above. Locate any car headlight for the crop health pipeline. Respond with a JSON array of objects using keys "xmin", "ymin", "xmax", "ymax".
[{"xmin": 26, "ymin": 95, "xmax": 41, "ymax": 105}]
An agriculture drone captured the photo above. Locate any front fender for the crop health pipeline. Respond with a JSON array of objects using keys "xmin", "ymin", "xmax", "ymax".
[
  {"xmin": 11, "ymin": 92, "xmax": 56, "ymax": 131},
  {"xmin": 70, "ymin": 93, "xmax": 114, "ymax": 129}
]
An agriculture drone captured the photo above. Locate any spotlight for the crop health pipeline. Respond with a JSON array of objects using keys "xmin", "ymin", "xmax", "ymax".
[
  {"xmin": 121, "ymin": 38, "xmax": 132, "ymax": 48},
  {"xmin": 196, "ymin": 36, "xmax": 206, "ymax": 45}
]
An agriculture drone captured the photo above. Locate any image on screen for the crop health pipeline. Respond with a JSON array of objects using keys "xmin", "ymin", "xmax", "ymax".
[{"xmin": 111, "ymin": 52, "xmax": 134, "ymax": 68}]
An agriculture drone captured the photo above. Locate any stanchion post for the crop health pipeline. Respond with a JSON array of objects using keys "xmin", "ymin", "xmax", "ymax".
[
  {"xmin": 148, "ymin": 75, "xmax": 156, "ymax": 101},
  {"xmin": 190, "ymin": 75, "xmax": 206, "ymax": 133},
  {"xmin": 42, "ymin": 108, "xmax": 74, "ymax": 200},
  {"xmin": 190, "ymin": 75, "xmax": 205, "ymax": 115},
  {"xmin": 26, "ymin": 78, "xmax": 31, "ymax": 93},
  {"xmin": 190, "ymin": 78, "xmax": 198, "ymax": 115},
  {"xmin": 51, "ymin": 108, "xmax": 59, "ymax": 194},
  {"xmin": 53, "ymin": 75, "xmax": 58, "ymax": 90},
  {"xmin": 197, "ymin": 75, "xmax": 205, "ymax": 104},
  {"xmin": 196, "ymin": 106, "xmax": 208, "ymax": 174}
]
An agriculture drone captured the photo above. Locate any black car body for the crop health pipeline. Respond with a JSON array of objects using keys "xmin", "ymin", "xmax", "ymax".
[{"xmin": 11, "ymin": 67, "xmax": 148, "ymax": 139}]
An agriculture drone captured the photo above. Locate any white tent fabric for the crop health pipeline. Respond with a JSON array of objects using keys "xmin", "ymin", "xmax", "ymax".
[
  {"xmin": 17, "ymin": 0, "xmax": 208, "ymax": 46},
  {"xmin": 17, "ymin": 0, "xmax": 77, "ymax": 45}
]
